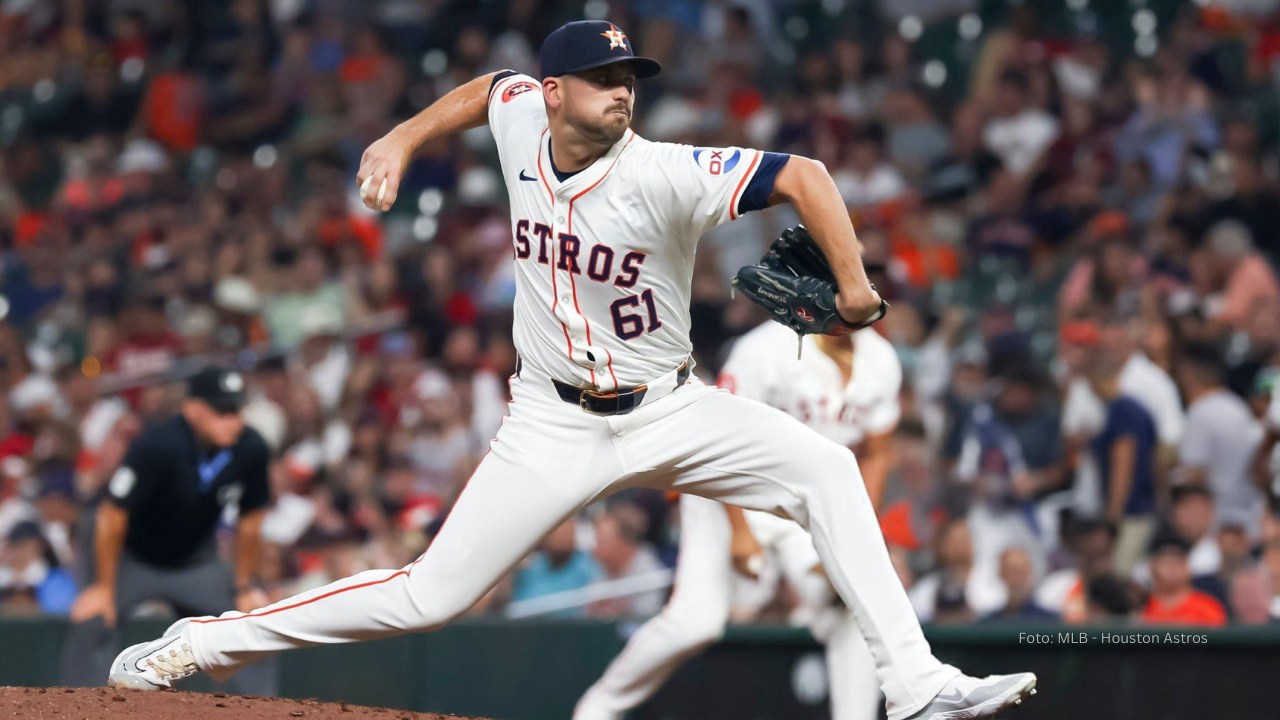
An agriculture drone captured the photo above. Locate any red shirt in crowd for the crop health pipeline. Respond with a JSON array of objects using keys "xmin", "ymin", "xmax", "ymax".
[{"xmin": 1142, "ymin": 590, "xmax": 1228, "ymax": 627}]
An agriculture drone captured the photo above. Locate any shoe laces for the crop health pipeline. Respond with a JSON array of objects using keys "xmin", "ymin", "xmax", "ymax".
[{"xmin": 145, "ymin": 643, "xmax": 198, "ymax": 681}]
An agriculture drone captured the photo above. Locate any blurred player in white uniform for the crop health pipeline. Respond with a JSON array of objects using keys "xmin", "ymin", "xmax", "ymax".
[
  {"xmin": 576, "ymin": 322, "xmax": 901, "ymax": 720},
  {"xmin": 108, "ymin": 20, "xmax": 1035, "ymax": 719}
]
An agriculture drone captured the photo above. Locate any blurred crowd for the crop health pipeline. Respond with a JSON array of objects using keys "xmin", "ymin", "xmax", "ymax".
[{"xmin": 5, "ymin": 0, "xmax": 1280, "ymax": 631}]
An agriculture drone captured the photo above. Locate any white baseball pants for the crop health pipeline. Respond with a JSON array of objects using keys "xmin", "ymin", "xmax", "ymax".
[
  {"xmin": 574, "ymin": 494, "xmax": 881, "ymax": 720},
  {"xmin": 186, "ymin": 370, "xmax": 957, "ymax": 720}
]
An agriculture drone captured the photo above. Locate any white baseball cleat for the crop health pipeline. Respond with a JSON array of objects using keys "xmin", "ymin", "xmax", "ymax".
[
  {"xmin": 107, "ymin": 618, "xmax": 200, "ymax": 690},
  {"xmin": 905, "ymin": 672, "xmax": 1037, "ymax": 719}
]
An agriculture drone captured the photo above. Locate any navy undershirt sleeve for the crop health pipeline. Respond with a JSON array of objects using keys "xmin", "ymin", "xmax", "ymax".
[
  {"xmin": 736, "ymin": 152, "xmax": 791, "ymax": 216},
  {"xmin": 488, "ymin": 69, "xmax": 520, "ymax": 98}
]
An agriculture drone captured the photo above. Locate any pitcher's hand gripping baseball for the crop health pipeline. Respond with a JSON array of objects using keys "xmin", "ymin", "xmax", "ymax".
[{"xmin": 357, "ymin": 130, "xmax": 414, "ymax": 211}]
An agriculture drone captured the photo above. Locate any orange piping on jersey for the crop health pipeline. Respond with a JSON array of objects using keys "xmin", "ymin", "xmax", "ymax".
[
  {"xmin": 602, "ymin": 348, "xmax": 620, "ymax": 389},
  {"xmin": 191, "ymin": 553, "xmax": 428, "ymax": 624},
  {"xmin": 727, "ymin": 150, "xmax": 762, "ymax": 221},
  {"xmin": 566, "ymin": 131, "xmax": 635, "ymax": 391},
  {"xmin": 535, "ymin": 128, "xmax": 554, "ymax": 203},
  {"xmin": 566, "ymin": 131, "xmax": 635, "ymax": 209}
]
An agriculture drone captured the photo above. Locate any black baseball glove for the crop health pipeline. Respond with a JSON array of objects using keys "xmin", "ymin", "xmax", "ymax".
[{"xmin": 731, "ymin": 225, "xmax": 888, "ymax": 336}]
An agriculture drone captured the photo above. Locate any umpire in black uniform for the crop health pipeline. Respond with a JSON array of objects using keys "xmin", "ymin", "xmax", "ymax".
[{"xmin": 60, "ymin": 365, "xmax": 275, "ymax": 694}]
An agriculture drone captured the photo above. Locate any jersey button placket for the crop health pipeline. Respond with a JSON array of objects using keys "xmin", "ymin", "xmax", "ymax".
[
  {"xmin": 554, "ymin": 205, "xmax": 589, "ymax": 364},
  {"xmin": 554, "ymin": 216, "xmax": 576, "ymax": 327},
  {"xmin": 550, "ymin": 202, "xmax": 585, "ymax": 373}
]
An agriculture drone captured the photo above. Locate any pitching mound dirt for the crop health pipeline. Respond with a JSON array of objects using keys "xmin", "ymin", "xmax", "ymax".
[{"xmin": 0, "ymin": 686, "xmax": 493, "ymax": 719}]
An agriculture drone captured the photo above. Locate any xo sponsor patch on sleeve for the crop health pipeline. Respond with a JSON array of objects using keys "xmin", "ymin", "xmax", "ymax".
[{"xmin": 692, "ymin": 147, "xmax": 742, "ymax": 176}]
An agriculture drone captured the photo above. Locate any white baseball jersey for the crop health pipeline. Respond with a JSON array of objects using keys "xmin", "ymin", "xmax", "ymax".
[
  {"xmin": 717, "ymin": 321, "xmax": 903, "ymax": 448},
  {"xmin": 488, "ymin": 72, "xmax": 776, "ymax": 390}
]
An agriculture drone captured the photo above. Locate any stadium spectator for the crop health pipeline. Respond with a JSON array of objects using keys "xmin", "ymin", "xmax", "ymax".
[
  {"xmin": 1141, "ymin": 532, "xmax": 1228, "ymax": 627},
  {"xmin": 1037, "ymin": 517, "xmax": 1122, "ymax": 624},
  {"xmin": 1084, "ymin": 342, "xmax": 1159, "ymax": 577},
  {"xmin": 1174, "ymin": 343, "xmax": 1265, "ymax": 539},
  {"xmin": 1135, "ymin": 486, "xmax": 1221, "ymax": 581},
  {"xmin": 1199, "ymin": 220, "xmax": 1280, "ymax": 336},
  {"xmin": 981, "ymin": 70, "xmax": 1060, "ymax": 179},
  {"xmin": 512, "ymin": 519, "xmax": 603, "ymax": 618},
  {"xmin": 0, "ymin": 520, "xmax": 76, "ymax": 617},
  {"xmin": 981, "ymin": 547, "xmax": 1057, "ymax": 623},
  {"xmin": 910, "ymin": 518, "xmax": 1000, "ymax": 623},
  {"xmin": 589, "ymin": 503, "xmax": 667, "ymax": 620},
  {"xmin": 1114, "ymin": 67, "xmax": 1217, "ymax": 189},
  {"xmin": 1060, "ymin": 316, "xmax": 1175, "ymax": 523},
  {"xmin": 1227, "ymin": 568, "xmax": 1272, "ymax": 625},
  {"xmin": 831, "ymin": 123, "xmax": 907, "ymax": 208},
  {"xmin": 950, "ymin": 364, "xmax": 1064, "ymax": 578},
  {"xmin": 1084, "ymin": 574, "xmax": 1138, "ymax": 624},
  {"xmin": 1134, "ymin": 486, "xmax": 1234, "ymax": 608},
  {"xmin": 405, "ymin": 369, "xmax": 477, "ymax": 507},
  {"xmin": 883, "ymin": 87, "xmax": 951, "ymax": 180},
  {"xmin": 1217, "ymin": 521, "xmax": 1256, "ymax": 586},
  {"xmin": 1058, "ymin": 232, "xmax": 1146, "ymax": 324}
]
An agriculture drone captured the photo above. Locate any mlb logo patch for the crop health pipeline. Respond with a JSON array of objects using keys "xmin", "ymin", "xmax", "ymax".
[
  {"xmin": 692, "ymin": 148, "xmax": 741, "ymax": 176},
  {"xmin": 503, "ymin": 81, "xmax": 538, "ymax": 102}
]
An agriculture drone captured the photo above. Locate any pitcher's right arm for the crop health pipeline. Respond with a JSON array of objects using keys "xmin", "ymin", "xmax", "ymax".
[{"xmin": 357, "ymin": 71, "xmax": 504, "ymax": 211}]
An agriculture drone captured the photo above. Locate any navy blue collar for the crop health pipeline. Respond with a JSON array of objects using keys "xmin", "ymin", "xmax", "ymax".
[{"xmin": 547, "ymin": 142, "xmax": 583, "ymax": 184}]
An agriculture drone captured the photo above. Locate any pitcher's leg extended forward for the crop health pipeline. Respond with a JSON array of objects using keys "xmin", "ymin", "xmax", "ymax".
[
  {"xmin": 123, "ymin": 377, "xmax": 626, "ymax": 683},
  {"xmin": 622, "ymin": 385, "xmax": 959, "ymax": 720},
  {"xmin": 574, "ymin": 494, "xmax": 735, "ymax": 720},
  {"xmin": 189, "ymin": 447, "xmax": 605, "ymax": 677}
]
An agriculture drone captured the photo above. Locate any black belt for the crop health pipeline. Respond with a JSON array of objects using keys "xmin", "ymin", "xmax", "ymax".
[{"xmin": 545, "ymin": 360, "xmax": 690, "ymax": 416}]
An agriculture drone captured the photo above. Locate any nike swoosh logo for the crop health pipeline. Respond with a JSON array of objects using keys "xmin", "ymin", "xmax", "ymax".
[
  {"xmin": 518, "ymin": 169, "xmax": 538, "ymax": 182},
  {"xmin": 935, "ymin": 688, "xmax": 967, "ymax": 704},
  {"xmin": 133, "ymin": 636, "xmax": 181, "ymax": 673}
]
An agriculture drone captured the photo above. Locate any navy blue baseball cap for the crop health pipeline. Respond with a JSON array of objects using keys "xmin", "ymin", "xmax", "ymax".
[
  {"xmin": 187, "ymin": 365, "xmax": 247, "ymax": 413},
  {"xmin": 539, "ymin": 21, "xmax": 661, "ymax": 80}
]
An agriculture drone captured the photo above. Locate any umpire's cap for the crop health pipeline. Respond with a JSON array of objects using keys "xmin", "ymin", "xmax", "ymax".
[
  {"xmin": 187, "ymin": 365, "xmax": 248, "ymax": 413},
  {"xmin": 540, "ymin": 21, "xmax": 661, "ymax": 80}
]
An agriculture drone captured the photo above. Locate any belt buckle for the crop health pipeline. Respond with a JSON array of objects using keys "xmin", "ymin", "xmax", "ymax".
[
  {"xmin": 578, "ymin": 388, "xmax": 616, "ymax": 414},
  {"xmin": 578, "ymin": 385, "xmax": 645, "ymax": 415}
]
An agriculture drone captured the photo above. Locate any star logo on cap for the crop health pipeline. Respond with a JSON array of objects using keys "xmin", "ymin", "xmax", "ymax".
[{"xmin": 601, "ymin": 24, "xmax": 628, "ymax": 51}]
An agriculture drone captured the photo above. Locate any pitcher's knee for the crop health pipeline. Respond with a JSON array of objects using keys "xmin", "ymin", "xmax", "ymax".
[
  {"xmin": 409, "ymin": 604, "xmax": 466, "ymax": 632},
  {"xmin": 403, "ymin": 587, "xmax": 476, "ymax": 632}
]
